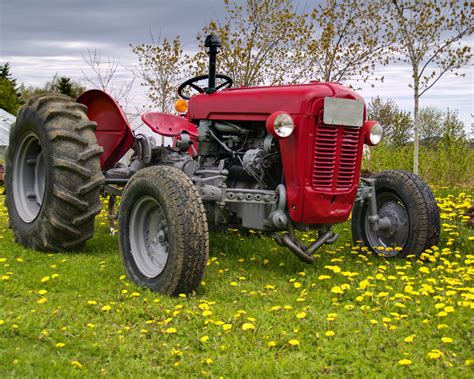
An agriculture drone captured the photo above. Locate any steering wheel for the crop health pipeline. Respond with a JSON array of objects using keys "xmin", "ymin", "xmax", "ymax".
[{"xmin": 178, "ymin": 74, "xmax": 233, "ymax": 100}]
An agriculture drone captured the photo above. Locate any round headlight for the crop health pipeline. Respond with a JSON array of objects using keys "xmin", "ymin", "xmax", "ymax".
[
  {"xmin": 266, "ymin": 112, "xmax": 295, "ymax": 138},
  {"xmin": 364, "ymin": 121, "xmax": 383, "ymax": 145}
]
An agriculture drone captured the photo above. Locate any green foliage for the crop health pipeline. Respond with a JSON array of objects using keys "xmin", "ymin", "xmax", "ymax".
[
  {"xmin": 367, "ymin": 97, "xmax": 412, "ymax": 146},
  {"xmin": 0, "ymin": 78, "xmax": 20, "ymax": 114},
  {"xmin": 19, "ymin": 75, "xmax": 85, "ymax": 103},
  {"xmin": 365, "ymin": 141, "xmax": 474, "ymax": 187}
]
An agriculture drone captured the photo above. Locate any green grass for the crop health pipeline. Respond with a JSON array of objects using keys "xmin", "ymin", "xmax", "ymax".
[{"xmin": 0, "ymin": 186, "xmax": 473, "ymax": 377}]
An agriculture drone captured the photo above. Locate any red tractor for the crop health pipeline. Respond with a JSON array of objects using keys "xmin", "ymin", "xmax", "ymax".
[{"xmin": 5, "ymin": 35, "xmax": 440, "ymax": 295}]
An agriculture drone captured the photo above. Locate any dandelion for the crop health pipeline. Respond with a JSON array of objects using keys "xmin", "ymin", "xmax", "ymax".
[
  {"xmin": 268, "ymin": 341, "xmax": 277, "ymax": 347},
  {"xmin": 40, "ymin": 276, "xmax": 50, "ymax": 283},
  {"xmin": 37, "ymin": 298, "xmax": 47, "ymax": 304},
  {"xmin": 318, "ymin": 275, "xmax": 331, "ymax": 280},
  {"xmin": 331, "ymin": 286, "xmax": 344, "ymax": 294},
  {"xmin": 165, "ymin": 327, "xmax": 177, "ymax": 334},
  {"xmin": 441, "ymin": 337, "xmax": 454, "ymax": 344},
  {"xmin": 293, "ymin": 282, "xmax": 302, "ymax": 289},
  {"xmin": 288, "ymin": 339, "xmax": 300, "ymax": 346},
  {"xmin": 325, "ymin": 330, "xmax": 335, "ymax": 337},
  {"xmin": 427, "ymin": 350, "xmax": 443, "ymax": 360},
  {"xmin": 403, "ymin": 335, "xmax": 415, "ymax": 343},
  {"xmin": 71, "ymin": 360, "xmax": 83, "ymax": 369},
  {"xmin": 242, "ymin": 323, "xmax": 255, "ymax": 331},
  {"xmin": 222, "ymin": 324, "xmax": 232, "ymax": 332},
  {"xmin": 200, "ymin": 335, "xmax": 209, "ymax": 343},
  {"xmin": 0, "ymin": 320, "xmax": 4, "ymax": 326},
  {"xmin": 56, "ymin": 342, "xmax": 65, "ymax": 348},
  {"xmin": 296, "ymin": 312, "xmax": 307, "ymax": 319},
  {"xmin": 202, "ymin": 358, "xmax": 214, "ymax": 365},
  {"xmin": 230, "ymin": 281, "xmax": 238, "ymax": 287},
  {"xmin": 37, "ymin": 289, "xmax": 48, "ymax": 295},
  {"xmin": 398, "ymin": 359, "xmax": 412, "ymax": 366},
  {"xmin": 101, "ymin": 305, "xmax": 111, "ymax": 312},
  {"xmin": 87, "ymin": 300, "xmax": 97, "ymax": 305}
]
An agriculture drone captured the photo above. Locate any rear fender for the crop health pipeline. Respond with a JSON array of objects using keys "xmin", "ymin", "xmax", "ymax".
[{"xmin": 77, "ymin": 90, "xmax": 134, "ymax": 170}]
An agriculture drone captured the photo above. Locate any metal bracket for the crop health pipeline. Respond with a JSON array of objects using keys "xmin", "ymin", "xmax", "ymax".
[{"xmin": 274, "ymin": 223, "xmax": 339, "ymax": 264}]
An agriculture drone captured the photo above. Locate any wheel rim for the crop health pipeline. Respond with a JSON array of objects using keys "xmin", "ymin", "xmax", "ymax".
[
  {"xmin": 364, "ymin": 192, "xmax": 410, "ymax": 257},
  {"xmin": 13, "ymin": 133, "xmax": 46, "ymax": 223},
  {"xmin": 129, "ymin": 196, "xmax": 169, "ymax": 278}
]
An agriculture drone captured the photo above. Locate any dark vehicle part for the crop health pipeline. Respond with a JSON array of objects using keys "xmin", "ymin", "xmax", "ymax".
[
  {"xmin": 178, "ymin": 74, "xmax": 233, "ymax": 100},
  {"xmin": 352, "ymin": 170, "xmax": 440, "ymax": 257},
  {"xmin": 118, "ymin": 166, "xmax": 209, "ymax": 295},
  {"xmin": 5, "ymin": 94, "xmax": 104, "ymax": 251}
]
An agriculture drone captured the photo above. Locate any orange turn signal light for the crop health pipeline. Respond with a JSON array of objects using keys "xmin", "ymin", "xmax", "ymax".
[{"xmin": 175, "ymin": 99, "xmax": 188, "ymax": 113}]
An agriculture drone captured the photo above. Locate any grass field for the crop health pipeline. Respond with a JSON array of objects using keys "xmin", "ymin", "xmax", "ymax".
[{"xmin": 0, "ymin": 185, "xmax": 473, "ymax": 377}]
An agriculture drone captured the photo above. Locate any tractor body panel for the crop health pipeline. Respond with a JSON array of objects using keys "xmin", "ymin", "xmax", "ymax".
[
  {"xmin": 77, "ymin": 90, "xmax": 134, "ymax": 170},
  {"xmin": 187, "ymin": 82, "xmax": 366, "ymax": 225}
]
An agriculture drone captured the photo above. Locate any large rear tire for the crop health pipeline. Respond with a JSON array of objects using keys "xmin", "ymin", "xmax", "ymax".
[
  {"xmin": 118, "ymin": 166, "xmax": 209, "ymax": 295},
  {"xmin": 352, "ymin": 170, "xmax": 440, "ymax": 258},
  {"xmin": 5, "ymin": 94, "xmax": 104, "ymax": 251}
]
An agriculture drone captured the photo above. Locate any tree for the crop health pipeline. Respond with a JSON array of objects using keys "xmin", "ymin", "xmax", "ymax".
[
  {"xmin": 442, "ymin": 108, "xmax": 466, "ymax": 140},
  {"xmin": 0, "ymin": 62, "xmax": 18, "ymax": 89},
  {"xmin": 305, "ymin": 0, "xmax": 390, "ymax": 85},
  {"xmin": 0, "ymin": 78, "xmax": 20, "ymax": 114},
  {"xmin": 81, "ymin": 49, "xmax": 134, "ymax": 106},
  {"xmin": 367, "ymin": 97, "xmax": 412, "ymax": 146},
  {"xmin": 54, "ymin": 76, "xmax": 85, "ymax": 98},
  {"xmin": 131, "ymin": 35, "xmax": 188, "ymax": 113},
  {"xmin": 193, "ymin": 0, "xmax": 310, "ymax": 86},
  {"xmin": 417, "ymin": 106, "xmax": 444, "ymax": 142},
  {"xmin": 18, "ymin": 74, "xmax": 85, "ymax": 103},
  {"xmin": 386, "ymin": 0, "xmax": 473, "ymax": 174}
]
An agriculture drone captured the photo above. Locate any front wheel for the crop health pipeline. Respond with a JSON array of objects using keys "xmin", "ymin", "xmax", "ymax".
[
  {"xmin": 118, "ymin": 166, "xmax": 209, "ymax": 295},
  {"xmin": 352, "ymin": 170, "xmax": 440, "ymax": 258}
]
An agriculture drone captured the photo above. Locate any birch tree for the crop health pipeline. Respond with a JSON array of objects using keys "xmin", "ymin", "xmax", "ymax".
[
  {"xmin": 193, "ymin": 0, "xmax": 310, "ymax": 87},
  {"xmin": 386, "ymin": 0, "xmax": 472, "ymax": 174},
  {"xmin": 305, "ymin": 0, "xmax": 390, "ymax": 85}
]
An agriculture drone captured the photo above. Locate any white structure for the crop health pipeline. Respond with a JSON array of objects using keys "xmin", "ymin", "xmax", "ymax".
[{"xmin": 0, "ymin": 108, "xmax": 15, "ymax": 161}]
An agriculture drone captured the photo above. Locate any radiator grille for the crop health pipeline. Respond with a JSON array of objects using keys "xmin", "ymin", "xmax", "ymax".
[{"xmin": 312, "ymin": 124, "xmax": 361, "ymax": 192}]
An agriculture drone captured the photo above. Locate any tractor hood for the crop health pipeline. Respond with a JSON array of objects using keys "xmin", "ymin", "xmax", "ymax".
[{"xmin": 187, "ymin": 82, "xmax": 364, "ymax": 121}]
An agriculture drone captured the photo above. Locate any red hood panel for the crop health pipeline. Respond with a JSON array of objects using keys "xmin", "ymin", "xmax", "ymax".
[{"xmin": 187, "ymin": 82, "xmax": 362, "ymax": 120}]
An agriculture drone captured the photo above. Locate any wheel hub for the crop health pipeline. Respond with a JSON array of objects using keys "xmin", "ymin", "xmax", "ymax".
[
  {"xmin": 13, "ymin": 133, "xmax": 46, "ymax": 223},
  {"xmin": 365, "ymin": 192, "xmax": 409, "ymax": 256},
  {"xmin": 129, "ymin": 196, "xmax": 169, "ymax": 278}
]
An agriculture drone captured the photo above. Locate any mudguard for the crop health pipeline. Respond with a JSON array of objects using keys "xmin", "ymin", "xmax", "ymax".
[{"xmin": 77, "ymin": 90, "xmax": 134, "ymax": 170}]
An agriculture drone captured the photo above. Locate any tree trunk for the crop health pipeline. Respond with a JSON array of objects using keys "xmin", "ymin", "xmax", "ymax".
[{"xmin": 413, "ymin": 79, "xmax": 420, "ymax": 175}]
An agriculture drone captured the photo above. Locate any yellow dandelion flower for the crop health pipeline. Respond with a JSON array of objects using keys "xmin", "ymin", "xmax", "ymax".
[
  {"xmin": 87, "ymin": 300, "xmax": 97, "ymax": 305},
  {"xmin": 71, "ymin": 360, "xmax": 83, "ymax": 369},
  {"xmin": 288, "ymin": 339, "xmax": 300, "ymax": 346},
  {"xmin": 222, "ymin": 324, "xmax": 232, "ymax": 331},
  {"xmin": 37, "ymin": 289, "xmax": 48, "ymax": 295},
  {"xmin": 318, "ymin": 275, "xmax": 331, "ymax": 280},
  {"xmin": 325, "ymin": 330, "xmax": 335, "ymax": 337},
  {"xmin": 230, "ymin": 281, "xmax": 238, "ymax": 286},
  {"xmin": 55, "ymin": 342, "xmax": 65, "ymax": 348},
  {"xmin": 242, "ymin": 323, "xmax": 255, "ymax": 331},
  {"xmin": 398, "ymin": 359, "xmax": 412, "ymax": 366},
  {"xmin": 37, "ymin": 297, "xmax": 47, "ymax": 304},
  {"xmin": 441, "ymin": 337, "xmax": 454, "ymax": 344},
  {"xmin": 296, "ymin": 312, "xmax": 307, "ymax": 319},
  {"xmin": 403, "ymin": 335, "xmax": 415, "ymax": 343},
  {"xmin": 165, "ymin": 327, "xmax": 177, "ymax": 334},
  {"xmin": 101, "ymin": 305, "xmax": 111, "ymax": 312},
  {"xmin": 427, "ymin": 350, "xmax": 443, "ymax": 360},
  {"xmin": 200, "ymin": 335, "xmax": 209, "ymax": 343},
  {"xmin": 40, "ymin": 276, "xmax": 50, "ymax": 283},
  {"xmin": 465, "ymin": 359, "xmax": 474, "ymax": 366},
  {"xmin": 268, "ymin": 341, "xmax": 277, "ymax": 347}
]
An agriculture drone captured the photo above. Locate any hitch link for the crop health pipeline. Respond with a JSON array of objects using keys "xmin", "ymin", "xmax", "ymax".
[{"xmin": 273, "ymin": 222, "xmax": 338, "ymax": 264}]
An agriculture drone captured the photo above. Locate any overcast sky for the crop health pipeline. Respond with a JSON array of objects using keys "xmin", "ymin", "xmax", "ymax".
[{"xmin": 1, "ymin": 0, "xmax": 472, "ymax": 132}]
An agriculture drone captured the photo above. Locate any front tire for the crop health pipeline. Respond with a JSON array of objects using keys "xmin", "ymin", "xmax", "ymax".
[
  {"xmin": 352, "ymin": 170, "xmax": 440, "ymax": 258},
  {"xmin": 118, "ymin": 166, "xmax": 209, "ymax": 295}
]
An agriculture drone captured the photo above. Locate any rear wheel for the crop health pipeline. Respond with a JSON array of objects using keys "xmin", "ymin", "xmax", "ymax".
[
  {"xmin": 352, "ymin": 170, "xmax": 440, "ymax": 258},
  {"xmin": 118, "ymin": 166, "xmax": 209, "ymax": 295},
  {"xmin": 5, "ymin": 94, "xmax": 104, "ymax": 251}
]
